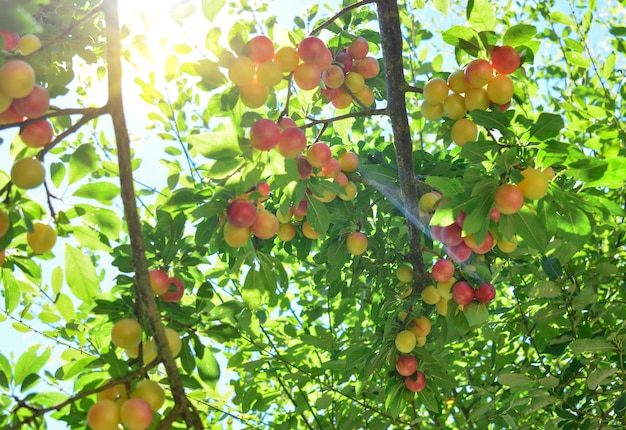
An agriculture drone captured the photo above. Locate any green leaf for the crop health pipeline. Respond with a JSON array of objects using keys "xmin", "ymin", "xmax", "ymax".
[
  {"xmin": 469, "ymin": 109, "xmax": 511, "ymax": 133},
  {"xmin": 207, "ymin": 301, "xmax": 244, "ymax": 322},
  {"xmin": 73, "ymin": 182, "xmax": 120, "ymax": 204},
  {"xmin": 580, "ymin": 157, "xmax": 626, "ymax": 188},
  {"xmin": 541, "ymin": 256, "xmax": 563, "ymax": 279},
  {"xmin": 202, "ymin": 0, "xmax": 225, "ymax": 22},
  {"xmin": 14, "ymin": 346, "xmax": 50, "ymax": 388},
  {"xmin": 570, "ymin": 339, "xmax": 614, "ymax": 354},
  {"xmin": 587, "ymin": 368, "xmax": 618, "ymax": 389},
  {"xmin": 467, "ymin": 0, "xmax": 496, "ymax": 32},
  {"xmin": 65, "ymin": 244, "xmax": 99, "ymax": 304},
  {"xmin": 550, "ymin": 11, "xmax": 575, "ymax": 26},
  {"xmin": 508, "ymin": 207, "xmax": 548, "ymax": 251},
  {"xmin": 69, "ymin": 144, "xmax": 99, "ymax": 185},
  {"xmin": 502, "ymin": 24, "xmax": 537, "ymax": 46},
  {"xmin": 55, "ymin": 293, "xmax": 76, "ymax": 321},
  {"xmin": 529, "ymin": 113, "xmax": 564, "ymax": 141},
  {"xmin": 306, "ymin": 195, "xmax": 330, "ymax": 236},
  {"xmin": 442, "ymin": 26, "xmax": 482, "ymax": 54},
  {"xmin": 189, "ymin": 130, "xmax": 242, "ymax": 160},
  {"xmin": 459, "ymin": 140, "xmax": 501, "ymax": 162},
  {"xmin": 498, "ymin": 372, "xmax": 533, "ymax": 387},
  {"xmin": 424, "ymin": 176, "xmax": 463, "ymax": 196},
  {"xmin": 2, "ymin": 270, "xmax": 20, "ymax": 314},
  {"xmin": 464, "ymin": 302, "xmax": 489, "ymax": 327}
]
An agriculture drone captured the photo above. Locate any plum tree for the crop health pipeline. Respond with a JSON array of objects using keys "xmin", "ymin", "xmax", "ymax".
[{"xmin": 1, "ymin": 2, "xmax": 623, "ymax": 430}]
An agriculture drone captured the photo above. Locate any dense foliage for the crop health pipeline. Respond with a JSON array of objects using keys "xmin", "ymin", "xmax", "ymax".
[{"xmin": 0, "ymin": 0, "xmax": 625, "ymax": 429}]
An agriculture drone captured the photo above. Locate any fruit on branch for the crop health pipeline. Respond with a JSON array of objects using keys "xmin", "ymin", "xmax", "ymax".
[
  {"xmin": 14, "ymin": 85, "xmax": 50, "ymax": 118},
  {"xmin": 131, "ymin": 380, "xmax": 165, "ymax": 411},
  {"xmin": 239, "ymin": 80, "xmax": 269, "ymax": 108},
  {"xmin": 0, "ymin": 209, "xmax": 10, "ymax": 237},
  {"xmin": 302, "ymin": 220, "xmax": 321, "ymax": 240},
  {"xmin": 347, "ymin": 36, "xmax": 369, "ymax": 60},
  {"xmin": 474, "ymin": 282, "xmax": 496, "ymax": 303},
  {"xmin": 296, "ymin": 155, "xmax": 314, "ymax": 180},
  {"xmin": 543, "ymin": 166, "xmax": 556, "ymax": 180},
  {"xmin": 346, "ymin": 231, "xmax": 368, "ymax": 256},
  {"xmin": 335, "ymin": 172, "xmax": 349, "ymax": 187},
  {"xmin": 464, "ymin": 59, "xmax": 494, "ymax": 88},
  {"xmin": 421, "ymin": 101, "xmax": 444, "ymax": 120},
  {"xmin": 312, "ymin": 189, "xmax": 336, "ymax": 203},
  {"xmin": 136, "ymin": 339, "xmax": 157, "ymax": 365},
  {"xmin": 490, "ymin": 46, "xmax": 521, "ymax": 75},
  {"xmin": 465, "ymin": 231, "xmax": 495, "ymax": 254},
  {"xmin": 164, "ymin": 327, "xmax": 182, "ymax": 357},
  {"xmin": 97, "ymin": 383, "xmax": 127, "ymax": 402},
  {"xmin": 405, "ymin": 371, "xmax": 426, "ymax": 392},
  {"xmin": 0, "ymin": 30, "xmax": 20, "ymax": 51},
  {"xmin": 464, "ymin": 87, "xmax": 490, "ymax": 111},
  {"xmin": 397, "ymin": 264, "xmax": 414, "ymax": 283},
  {"xmin": 330, "ymin": 87, "xmax": 352, "ymax": 108},
  {"xmin": 452, "ymin": 281, "xmax": 474, "ymax": 305},
  {"xmin": 247, "ymin": 35, "xmax": 274, "ymax": 64},
  {"xmin": 431, "ymin": 259, "xmax": 455, "ymax": 283},
  {"xmin": 443, "ymin": 93, "xmax": 467, "ymax": 120},
  {"xmin": 161, "ymin": 276, "xmax": 184, "ymax": 303},
  {"xmin": 320, "ymin": 158, "xmax": 341, "ymax": 178},
  {"xmin": 354, "ymin": 86, "xmax": 375, "ymax": 106},
  {"xmin": 277, "ymin": 126, "xmax": 306, "ymax": 158},
  {"xmin": 517, "ymin": 167, "xmax": 549, "ymax": 200},
  {"xmin": 447, "ymin": 69, "xmax": 470, "ymax": 93},
  {"xmin": 256, "ymin": 61, "xmax": 283, "ymax": 87},
  {"xmin": 223, "ymin": 222, "xmax": 250, "ymax": 247},
  {"xmin": 497, "ymin": 236, "xmax": 518, "ymax": 253},
  {"xmin": 335, "ymin": 50, "xmax": 353, "ymax": 73},
  {"xmin": 148, "ymin": 269, "xmax": 170, "ymax": 295},
  {"xmin": 321, "ymin": 64, "xmax": 345, "ymax": 89},
  {"xmin": 16, "ymin": 146, "xmax": 41, "ymax": 175},
  {"xmin": 87, "ymin": 399, "xmax": 121, "ymax": 430},
  {"xmin": 227, "ymin": 199, "xmax": 258, "ymax": 228},
  {"xmin": 293, "ymin": 62, "xmax": 322, "ymax": 90},
  {"xmin": 494, "ymin": 184, "xmax": 524, "ymax": 215},
  {"xmin": 277, "ymin": 222, "xmax": 296, "ymax": 241},
  {"xmin": 251, "ymin": 208, "xmax": 279, "ymax": 239},
  {"xmin": 20, "ymin": 119, "xmax": 53, "ymax": 147},
  {"xmin": 486, "ymin": 74, "xmax": 514, "ymax": 105},
  {"xmin": 338, "ymin": 151, "xmax": 359, "ymax": 172},
  {"xmin": 111, "ymin": 318, "xmax": 142, "ymax": 349},
  {"xmin": 26, "ymin": 223, "xmax": 57, "ymax": 254},
  {"xmin": 437, "ymin": 277, "xmax": 456, "ymax": 300},
  {"xmin": 120, "ymin": 398, "xmax": 153, "ymax": 430},
  {"xmin": 338, "ymin": 181, "xmax": 357, "ymax": 201},
  {"xmin": 395, "ymin": 330, "xmax": 417, "ymax": 353},
  {"xmin": 447, "ymin": 241, "xmax": 472, "ymax": 263},
  {"xmin": 306, "ymin": 142, "xmax": 332, "ymax": 168},
  {"xmin": 227, "ymin": 56, "xmax": 256, "ymax": 86},
  {"xmin": 273, "ymin": 47, "xmax": 298, "ymax": 74},
  {"xmin": 298, "ymin": 36, "xmax": 327, "ymax": 64},
  {"xmin": 423, "ymin": 78, "xmax": 449, "ymax": 104},
  {"xmin": 0, "ymin": 59, "xmax": 36, "ymax": 99},
  {"xmin": 437, "ymin": 297, "xmax": 450, "ymax": 317},
  {"xmin": 0, "ymin": 104, "xmax": 25, "ymax": 124},
  {"xmin": 396, "ymin": 354, "xmax": 418, "ymax": 377},
  {"xmin": 355, "ymin": 56, "xmax": 380, "ymax": 79},
  {"xmin": 18, "ymin": 34, "xmax": 41, "ymax": 55},
  {"xmin": 344, "ymin": 71, "xmax": 365, "ymax": 93},
  {"xmin": 489, "ymin": 208, "xmax": 501, "ymax": 222},
  {"xmin": 451, "ymin": 118, "xmax": 478, "ymax": 146},
  {"xmin": 291, "ymin": 199, "xmax": 308, "ymax": 218},
  {"xmin": 439, "ymin": 223, "xmax": 463, "ymax": 247},
  {"xmin": 409, "ymin": 316, "xmax": 431, "ymax": 337},
  {"xmin": 421, "ymin": 285, "xmax": 441, "ymax": 305}
]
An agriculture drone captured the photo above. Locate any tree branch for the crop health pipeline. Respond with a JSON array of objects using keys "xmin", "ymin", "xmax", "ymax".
[
  {"xmin": 311, "ymin": 0, "xmax": 377, "ymax": 35},
  {"xmin": 375, "ymin": 0, "xmax": 427, "ymax": 290},
  {"xmin": 102, "ymin": 1, "xmax": 202, "ymax": 428}
]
